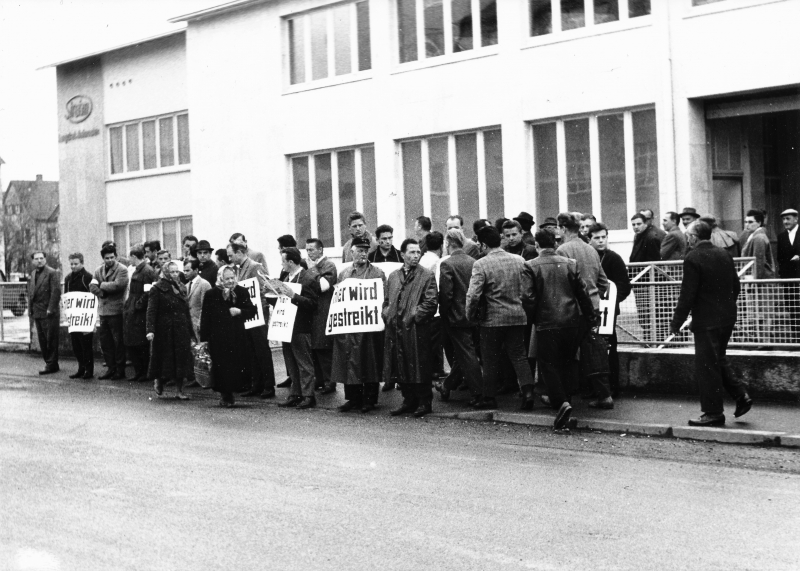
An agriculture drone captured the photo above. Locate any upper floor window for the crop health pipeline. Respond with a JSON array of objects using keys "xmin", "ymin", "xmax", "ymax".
[
  {"xmin": 397, "ymin": 0, "xmax": 498, "ymax": 64},
  {"xmin": 288, "ymin": 1, "xmax": 371, "ymax": 86},
  {"xmin": 530, "ymin": 0, "xmax": 650, "ymax": 37},
  {"xmin": 109, "ymin": 112, "xmax": 190, "ymax": 176}
]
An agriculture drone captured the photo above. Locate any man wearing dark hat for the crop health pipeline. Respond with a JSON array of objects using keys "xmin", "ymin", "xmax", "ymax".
[
  {"xmin": 777, "ymin": 208, "xmax": 800, "ymax": 342},
  {"xmin": 195, "ymin": 240, "xmax": 218, "ymax": 286},
  {"xmin": 513, "ymin": 212, "xmax": 536, "ymax": 246},
  {"xmin": 680, "ymin": 207, "xmax": 701, "ymax": 231}
]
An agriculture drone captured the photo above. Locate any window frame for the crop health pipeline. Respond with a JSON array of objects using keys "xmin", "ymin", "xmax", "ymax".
[
  {"xmin": 110, "ymin": 217, "xmax": 193, "ymax": 261},
  {"xmin": 528, "ymin": 106, "xmax": 657, "ymax": 242},
  {"xmin": 683, "ymin": 0, "xmax": 789, "ymax": 19},
  {"xmin": 523, "ymin": 0, "xmax": 652, "ymax": 49},
  {"xmin": 107, "ymin": 111, "xmax": 190, "ymax": 180},
  {"xmin": 283, "ymin": 0, "xmax": 373, "ymax": 94},
  {"xmin": 289, "ymin": 144, "xmax": 377, "ymax": 254},
  {"xmin": 397, "ymin": 126, "xmax": 503, "ymax": 237}
]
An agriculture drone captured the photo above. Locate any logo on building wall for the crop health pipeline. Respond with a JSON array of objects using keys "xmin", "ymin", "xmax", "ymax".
[{"xmin": 65, "ymin": 95, "xmax": 93, "ymax": 124}]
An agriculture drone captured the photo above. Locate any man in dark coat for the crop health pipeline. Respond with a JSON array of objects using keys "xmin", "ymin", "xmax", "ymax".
[
  {"xmin": 123, "ymin": 247, "xmax": 158, "ymax": 382},
  {"xmin": 274, "ymin": 247, "xmax": 320, "ymax": 410},
  {"xmin": 437, "ymin": 229, "xmax": 482, "ymax": 404},
  {"xmin": 28, "ymin": 250, "xmax": 61, "ymax": 375},
  {"xmin": 90, "ymin": 244, "xmax": 129, "ymax": 380},
  {"xmin": 776, "ymin": 208, "xmax": 800, "ymax": 342},
  {"xmin": 513, "ymin": 212, "xmax": 536, "ymax": 246},
  {"xmin": 660, "ymin": 212, "xmax": 687, "ymax": 261},
  {"xmin": 332, "ymin": 237, "xmax": 387, "ymax": 412},
  {"xmin": 445, "ymin": 216, "xmax": 481, "ymax": 259},
  {"xmin": 64, "ymin": 252, "xmax": 94, "ymax": 379},
  {"xmin": 383, "ymin": 238, "xmax": 438, "ymax": 417},
  {"xmin": 229, "ymin": 241, "xmax": 276, "ymax": 398},
  {"xmin": 588, "ymin": 223, "xmax": 631, "ymax": 397},
  {"xmin": 670, "ymin": 221, "xmax": 750, "ymax": 427},
  {"xmin": 342, "ymin": 212, "xmax": 378, "ymax": 262},
  {"xmin": 305, "ymin": 238, "xmax": 338, "ymax": 394},
  {"xmin": 629, "ymin": 212, "xmax": 661, "ymax": 342},
  {"xmin": 502, "ymin": 220, "xmax": 538, "ymax": 261},
  {"xmin": 368, "ymin": 224, "xmax": 402, "ymax": 263},
  {"xmin": 195, "ymin": 240, "xmax": 218, "ymax": 286}
]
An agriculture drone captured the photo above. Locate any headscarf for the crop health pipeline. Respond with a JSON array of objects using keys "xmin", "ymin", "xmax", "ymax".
[
  {"xmin": 217, "ymin": 265, "xmax": 237, "ymax": 301},
  {"xmin": 162, "ymin": 261, "xmax": 187, "ymax": 298}
]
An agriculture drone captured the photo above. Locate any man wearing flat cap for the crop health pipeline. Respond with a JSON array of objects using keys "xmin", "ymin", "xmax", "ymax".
[
  {"xmin": 513, "ymin": 212, "xmax": 536, "ymax": 246},
  {"xmin": 777, "ymin": 208, "xmax": 800, "ymax": 341}
]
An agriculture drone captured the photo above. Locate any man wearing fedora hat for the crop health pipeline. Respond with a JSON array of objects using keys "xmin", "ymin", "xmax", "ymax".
[
  {"xmin": 777, "ymin": 208, "xmax": 800, "ymax": 342},
  {"xmin": 680, "ymin": 207, "xmax": 701, "ymax": 231},
  {"xmin": 513, "ymin": 212, "xmax": 536, "ymax": 246},
  {"xmin": 195, "ymin": 240, "xmax": 218, "ymax": 286}
]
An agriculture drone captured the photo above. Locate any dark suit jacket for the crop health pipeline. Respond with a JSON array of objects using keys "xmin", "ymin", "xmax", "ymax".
[
  {"xmin": 599, "ymin": 248, "xmax": 631, "ymax": 316},
  {"xmin": 306, "ymin": 257, "xmax": 338, "ymax": 348},
  {"xmin": 283, "ymin": 268, "xmax": 319, "ymax": 336},
  {"xmin": 777, "ymin": 228, "xmax": 800, "ymax": 279},
  {"xmin": 660, "ymin": 227, "xmax": 687, "ymax": 261},
  {"xmin": 28, "ymin": 266, "xmax": 61, "ymax": 319},
  {"xmin": 438, "ymin": 249, "xmax": 476, "ymax": 328},
  {"xmin": 671, "ymin": 241, "xmax": 740, "ymax": 331},
  {"xmin": 630, "ymin": 225, "xmax": 662, "ymax": 263}
]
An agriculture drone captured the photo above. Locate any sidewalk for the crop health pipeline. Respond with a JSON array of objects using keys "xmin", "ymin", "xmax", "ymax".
[{"xmin": 2, "ymin": 351, "xmax": 798, "ymax": 448}]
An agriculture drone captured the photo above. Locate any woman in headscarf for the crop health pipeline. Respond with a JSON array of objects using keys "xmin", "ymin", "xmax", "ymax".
[
  {"xmin": 200, "ymin": 266, "xmax": 257, "ymax": 407},
  {"xmin": 146, "ymin": 260, "xmax": 195, "ymax": 399}
]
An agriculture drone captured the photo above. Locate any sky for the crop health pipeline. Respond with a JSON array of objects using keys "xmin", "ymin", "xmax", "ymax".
[{"xmin": 0, "ymin": 0, "xmax": 216, "ymax": 188}]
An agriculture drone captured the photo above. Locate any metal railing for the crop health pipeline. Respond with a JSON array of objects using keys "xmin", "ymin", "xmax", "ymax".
[
  {"xmin": 1, "ymin": 282, "xmax": 31, "ymax": 344},
  {"xmin": 617, "ymin": 258, "xmax": 800, "ymax": 348}
]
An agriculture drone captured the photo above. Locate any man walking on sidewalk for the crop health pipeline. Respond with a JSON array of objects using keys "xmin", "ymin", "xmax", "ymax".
[
  {"xmin": 670, "ymin": 220, "xmax": 752, "ymax": 427},
  {"xmin": 28, "ymin": 251, "xmax": 61, "ymax": 375},
  {"xmin": 90, "ymin": 244, "xmax": 129, "ymax": 380}
]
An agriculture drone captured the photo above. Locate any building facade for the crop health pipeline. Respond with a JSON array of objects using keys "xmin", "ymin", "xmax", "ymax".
[{"xmin": 52, "ymin": 0, "xmax": 800, "ymax": 273}]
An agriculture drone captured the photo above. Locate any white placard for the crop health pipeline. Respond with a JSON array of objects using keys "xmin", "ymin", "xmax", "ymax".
[
  {"xmin": 143, "ymin": 283, "xmax": 152, "ymax": 292},
  {"xmin": 325, "ymin": 278, "xmax": 385, "ymax": 335},
  {"xmin": 267, "ymin": 282, "xmax": 301, "ymax": 342},
  {"xmin": 597, "ymin": 281, "xmax": 618, "ymax": 336},
  {"xmin": 61, "ymin": 292, "xmax": 98, "ymax": 333},
  {"xmin": 238, "ymin": 277, "xmax": 266, "ymax": 330}
]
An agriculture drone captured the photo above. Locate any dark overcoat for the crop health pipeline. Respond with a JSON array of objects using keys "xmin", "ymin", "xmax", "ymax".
[
  {"xmin": 330, "ymin": 263, "xmax": 386, "ymax": 385},
  {"xmin": 146, "ymin": 279, "xmax": 194, "ymax": 380},
  {"xmin": 304, "ymin": 258, "xmax": 338, "ymax": 348},
  {"xmin": 200, "ymin": 285, "xmax": 256, "ymax": 394},
  {"xmin": 382, "ymin": 265, "xmax": 438, "ymax": 384},
  {"xmin": 123, "ymin": 262, "xmax": 158, "ymax": 347},
  {"xmin": 28, "ymin": 266, "xmax": 61, "ymax": 319}
]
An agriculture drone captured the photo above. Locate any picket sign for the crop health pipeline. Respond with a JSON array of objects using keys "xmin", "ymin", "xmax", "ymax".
[
  {"xmin": 267, "ymin": 281, "xmax": 301, "ymax": 342},
  {"xmin": 597, "ymin": 281, "xmax": 618, "ymax": 336},
  {"xmin": 238, "ymin": 277, "xmax": 266, "ymax": 330},
  {"xmin": 60, "ymin": 292, "xmax": 99, "ymax": 333},
  {"xmin": 325, "ymin": 278, "xmax": 385, "ymax": 335}
]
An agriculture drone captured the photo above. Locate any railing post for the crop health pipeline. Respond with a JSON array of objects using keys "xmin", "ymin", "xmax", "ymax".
[
  {"xmin": 0, "ymin": 284, "xmax": 5, "ymax": 342},
  {"xmin": 648, "ymin": 266, "xmax": 657, "ymax": 344}
]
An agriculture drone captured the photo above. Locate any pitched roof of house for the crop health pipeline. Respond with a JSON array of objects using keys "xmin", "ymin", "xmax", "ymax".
[{"xmin": 3, "ymin": 177, "xmax": 59, "ymax": 220}]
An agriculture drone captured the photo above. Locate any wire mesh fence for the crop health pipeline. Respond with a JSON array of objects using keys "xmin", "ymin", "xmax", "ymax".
[{"xmin": 1, "ymin": 282, "xmax": 31, "ymax": 344}]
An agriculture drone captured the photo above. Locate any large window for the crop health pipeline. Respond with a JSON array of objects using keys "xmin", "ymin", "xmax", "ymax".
[
  {"xmin": 288, "ymin": 1, "xmax": 371, "ymax": 86},
  {"xmin": 397, "ymin": 0, "xmax": 498, "ymax": 64},
  {"xmin": 109, "ymin": 112, "xmax": 190, "ymax": 176},
  {"xmin": 111, "ymin": 217, "xmax": 193, "ymax": 260},
  {"xmin": 529, "ymin": 0, "xmax": 650, "ymax": 37},
  {"xmin": 291, "ymin": 146, "xmax": 378, "ymax": 252},
  {"xmin": 400, "ymin": 128, "xmax": 504, "ymax": 238},
  {"xmin": 532, "ymin": 109, "xmax": 658, "ymax": 231}
]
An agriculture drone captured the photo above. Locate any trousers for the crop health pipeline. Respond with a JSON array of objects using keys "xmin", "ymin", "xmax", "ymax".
[
  {"xmin": 442, "ymin": 325, "xmax": 482, "ymax": 396},
  {"xmin": 479, "ymin": 325, "xmax": 534, "ymax": 398},
  {"xmin": 537, "ymin": 327, "xmax": 583, "ymax": 408},
  {"xmin": 35, "ymin": 315, "xmax": 60, "ymax": 368},
  {"xmin": 70, "ymin": 332, "xmax": 94, "ymax": 373},
  {"xmin": 400, "ymin": 382, "xmax": 432, "ymax": 405},
  {"xmin": 344, "ymin": 383, "xmax": 379, "ymax": 405},
  {"xmin": 246, "ymin": 324, "xmax": 275, "ymax": 392},
  {"xmin": 127, "ymin": 344, "xmax": 150, "ymax": 378},
  {"xmin": 283, "ymin": 333, "xmax": 316, "ymax": 397},
  {"xmin": 98, "ymin": 314, "xmax": 125, "ymax": 373},
  {"xmin": 693, "ymin": 325, "xmax": 747, "ymax": 415}
]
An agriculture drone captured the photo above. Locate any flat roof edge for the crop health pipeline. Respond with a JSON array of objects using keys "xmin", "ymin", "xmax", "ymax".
[{"xmin": 168, "ymin": 0, "xmax": 268, "ymax": 23}]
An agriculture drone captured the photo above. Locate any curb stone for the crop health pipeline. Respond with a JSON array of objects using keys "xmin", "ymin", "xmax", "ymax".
[
  {"xmin": 671, "ymin": 426, "xmax": 783, "ymax": 445},
  {"xmin": 780, "ymin": 435, "xmax": 800, "ymax": 448}
]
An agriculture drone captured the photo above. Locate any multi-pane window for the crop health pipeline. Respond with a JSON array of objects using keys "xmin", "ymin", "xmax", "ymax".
[
  {"xmin": 292, "ymin": 146, "xmax": 378, "ymax": 252},
  {"xmin": 532, "ymin": 109, "xmax": 658, "ymax": 231},
  {"xmin": 398, "ymin": 0, "xmax": 498, "ymax": 64},
  {"xmin": 288, "ymin": 1, "xmax": 371, "ymax": 86},
  {"xmin": 109, "ymin": 113, "xmax": 190, "ymax": 176},
  {"xmin": 529, "ymin": 0, "xmax": 650, "ymax": 37},
  {"xmin": 111, "ymin": 217, "xmax": 193, "ymax": 260},
  {"xmin": 400, "ymin": 128, "xmax": 504, "ymax": 238}
]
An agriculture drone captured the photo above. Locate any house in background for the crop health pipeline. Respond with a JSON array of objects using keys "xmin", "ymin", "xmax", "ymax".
[{"xmin": 2, "ymin": 175, "xmax": 60, "ymax": 277}]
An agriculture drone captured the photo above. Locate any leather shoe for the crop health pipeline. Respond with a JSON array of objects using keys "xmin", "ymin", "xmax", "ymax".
[
  {"xmin": 734, "ymin": 394, "xmax": 753, "ymax": 418},
  {"xmin": 241, "ymin": 389, "xmax": 261, "ymax": 397},
  {"xmin": 153, "ymin": 378, "xmax": 164, "ymax": 396},
  {"xmin": 69, "ymin": 370, "xmax": 85, "ymax": 379},
  {"xmin": 278, "ymin": 395, "xmax": 302, "ymax": 408},
  {"xmin": 82, "ymin": 372, "xmax": 94, "ymax": 380},
  {"xmin": 337, "ymin": 400, "xmax": 361, "ymax": 412},
  {"xmin": 413, "ymin": 403, "xmax": 433, "ymax": 418},
  {"xmin": 473, "ymin": 397, "xmax": 498, "ymax": 410},
  {"xmin": 390, "ymin": 402, "xmax": 417, "ymax": 416},
  {"xmin": 467, "ymin": 395, "xmax": 483, "ymax": 408},
  {"xmin": 588, "ymin": 397, "xmax": 614, "ymax": 410},
  {"xmin": 540, "ymin": 395, "xmax": 552, "ymax": 407},
  {"xmin": 38, "ymin": 366, "xmax": 59, "ymax": 375},
  {"xmin": 276, "ymin": 378, "xmax": 292, "ymax": 388},
  {"xmin": 434, "ymin": 381, "xmax": 450, "ymax": 402},
  {"xmin": 321, "ymin": 383, "xmax": 337, "ymax": 395},
  {"xmin": 520, "ymin": 395, "xmax": 535, "ymax": 411},
  {"xmin": 98, "ymin": 370, "xmax": 116, "ymax": 380},
  {"xmin": 688, "ymin": 414, "xmax": 725, "ymax": 427},
  {"xmin": 361, "ymin": 403, "xmax": 375, "ymax": 413},
  {"xmin": 111, "ymin": 373, "xmax": 127, "ymax": 381},
  {"xmin": 296, "ymin": 396, "xmax": 316, "ymax": 409},
  {"xmin": 259, "ymin": 389, "xmax": 276, "ymax": 399},
  {"xmin": 554, "ymin": 402, "xmax": 573, "ymax": 430}
]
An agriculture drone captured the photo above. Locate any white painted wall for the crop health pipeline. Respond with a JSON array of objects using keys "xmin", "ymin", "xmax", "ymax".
[{"xmin": 106, "ymin": 171, "xmax": 192, "ymax": 223}]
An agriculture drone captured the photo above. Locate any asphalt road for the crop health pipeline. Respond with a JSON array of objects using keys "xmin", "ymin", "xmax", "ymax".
[{"xmin": 1, "ymin": 376, "xmax": 799, "ymax": 571}]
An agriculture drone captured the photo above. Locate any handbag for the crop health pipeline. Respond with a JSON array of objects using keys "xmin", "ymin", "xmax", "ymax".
[
  {"xmin": 192, "ymin": 342, "xmax": 214, "ymax": 389},
  {"xmin": 579, "ymin": 329, "xmax": 610, "ymax": 379}
]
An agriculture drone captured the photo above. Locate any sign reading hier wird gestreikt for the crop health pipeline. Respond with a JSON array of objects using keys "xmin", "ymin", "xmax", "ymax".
[{"xmin": 325, "ymin": 278, "xmax": 384, "ymax": 335}]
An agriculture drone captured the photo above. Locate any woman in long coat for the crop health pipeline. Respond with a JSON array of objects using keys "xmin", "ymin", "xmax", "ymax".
[
  {"xmin": 200, "ymin": 266, "xmax": 256, "ymax": 407},
  {"xmin": 123, "ymin": 248, "xmax": 158, "ymax": 381},
  {"xmin": 146, "ymin": 261, "xmax": 195, "ymax": 399}
]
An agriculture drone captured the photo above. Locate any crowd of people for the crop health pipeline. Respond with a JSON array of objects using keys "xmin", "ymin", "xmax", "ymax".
[{"xmin": 28, "ymin": 202, "xmax": 800, "ymax": 427}]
